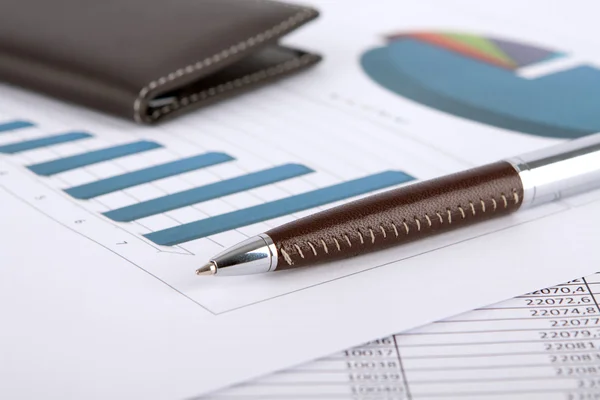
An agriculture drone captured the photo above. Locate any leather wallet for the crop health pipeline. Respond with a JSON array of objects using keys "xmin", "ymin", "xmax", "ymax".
[{"xmin": 0, "ymin": 0, "xmax": 321, "ymax": 124}]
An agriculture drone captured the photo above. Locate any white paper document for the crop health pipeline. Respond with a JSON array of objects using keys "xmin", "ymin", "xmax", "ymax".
[
  {"xmin": 2, "ymin": 0, "xmax": 600, "ymax": 398},
  {"xmin": 206, "ymin": 273, "xmax": 600, "ymax": 400}
]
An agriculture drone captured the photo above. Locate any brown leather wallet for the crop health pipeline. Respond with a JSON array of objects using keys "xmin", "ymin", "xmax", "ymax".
[{"xmin": 0, "ymin": 0, "xmax": 321, "ymax": 124}]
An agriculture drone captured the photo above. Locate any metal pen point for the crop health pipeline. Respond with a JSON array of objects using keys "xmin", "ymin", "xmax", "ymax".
[
  {"xmin": 198, "ymin": 233, "xmax": 277, "ymax": 276},
  {"xmin": 196, "ymin": 262, "xmax": 217, "ymax": 276}
]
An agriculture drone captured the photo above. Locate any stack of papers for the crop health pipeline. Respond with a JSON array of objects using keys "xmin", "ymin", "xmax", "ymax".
[{"xmin": 2, "ymin": 0, "xmax": 600, "ymax": 398}]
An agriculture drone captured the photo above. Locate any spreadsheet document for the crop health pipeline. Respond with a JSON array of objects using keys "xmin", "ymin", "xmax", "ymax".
[{"xmin": 206, "ymin": 272, "xmax": 600, "ymax": 400}]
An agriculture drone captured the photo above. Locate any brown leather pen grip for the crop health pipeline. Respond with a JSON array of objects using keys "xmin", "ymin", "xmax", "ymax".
[{"xmin": 267, "ymin": 161, "xmax": 524, "ymax": 270}]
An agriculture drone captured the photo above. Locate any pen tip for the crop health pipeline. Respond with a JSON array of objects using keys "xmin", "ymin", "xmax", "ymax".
[{"xmin": 196, "ymin": 262, "xmax": 217, "ymax": 276}]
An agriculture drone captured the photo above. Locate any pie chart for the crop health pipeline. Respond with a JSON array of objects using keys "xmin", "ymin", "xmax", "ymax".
[{"xmin": 361, "ymin": 32, "xmax": 600, "ymax": 139}]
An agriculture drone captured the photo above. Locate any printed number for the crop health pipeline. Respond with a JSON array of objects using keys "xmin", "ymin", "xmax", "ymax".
[
  {"xmin": 550, "ymin": 353, "xmax": 600, "ymax": 363},
  {"xmin": 540, "ymin": 330, "xmax": 593, "ymax": 339},
  {"xmin": 550, "ymin": 318, "xmax": 600, "ymax": 327},
  {"xmin": 525, "ymin": 297, "xmax": 592, "ymax": 305},
  {"xmin": 528, "ymin": 286, "xmax": 587, "ymax": 295},
  {"xmin": 545, "ymin": 342, "xmax": 596, "ymax": 351}
]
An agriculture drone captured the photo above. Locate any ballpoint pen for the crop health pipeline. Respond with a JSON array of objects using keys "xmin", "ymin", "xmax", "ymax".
[{"xmin": 197, "ymin": 133, "xmax": 600, "ymax": 276}]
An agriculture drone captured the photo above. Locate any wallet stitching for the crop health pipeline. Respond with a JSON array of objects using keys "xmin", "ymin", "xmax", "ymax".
[
  {"xmin": 148, "ymin": 53, "xmax": 317, "ymax": 121},
  {"xmin": 133, "ymin": 4, "xmax": 317, "ymax": 123},
  {"xmin": 278, "ymin": 188, "xmax": 522, "ymax": 266}
]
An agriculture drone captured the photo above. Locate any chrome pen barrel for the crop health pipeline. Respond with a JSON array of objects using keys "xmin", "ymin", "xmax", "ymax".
[{"xmin": 508, "ymin": 132, "xmax": 600, "ymax": 208}]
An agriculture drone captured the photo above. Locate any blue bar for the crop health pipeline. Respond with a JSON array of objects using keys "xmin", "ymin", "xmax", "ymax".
[
  {"xmin": 0, "ymin": 120, "xmax": 34, "ymax": 133},
  {"xmin": 0, "ymin": 132, "xmax": 92, "ymax": 154},
  {"xmin": 104, "ymin": 163, "xmax": 314, "ymax": 222},
  {"xmin": 144, "ymin": 171, "xmax": 415, "ymax": 246},
  {"xmin": 27, "ymin": 140, "xmax": 162, "ymax": 176},
  {"xmin": 64, "ymin": 152, "xmax": 235, "ymax": 199}
]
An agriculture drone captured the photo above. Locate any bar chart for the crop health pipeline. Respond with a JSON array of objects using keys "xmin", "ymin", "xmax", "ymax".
[
  {"xmin": 0, "ymin": 80, "xmax": 493, "ymax": 313},
  {"xmin": 0, "ymin": 117, "xmax": 415, "ymax": 249}
]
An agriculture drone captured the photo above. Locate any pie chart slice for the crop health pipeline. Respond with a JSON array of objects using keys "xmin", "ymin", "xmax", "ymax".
[{"xmin": 362, "ymin": 32, "xmax": 600, "ymax": 139}]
